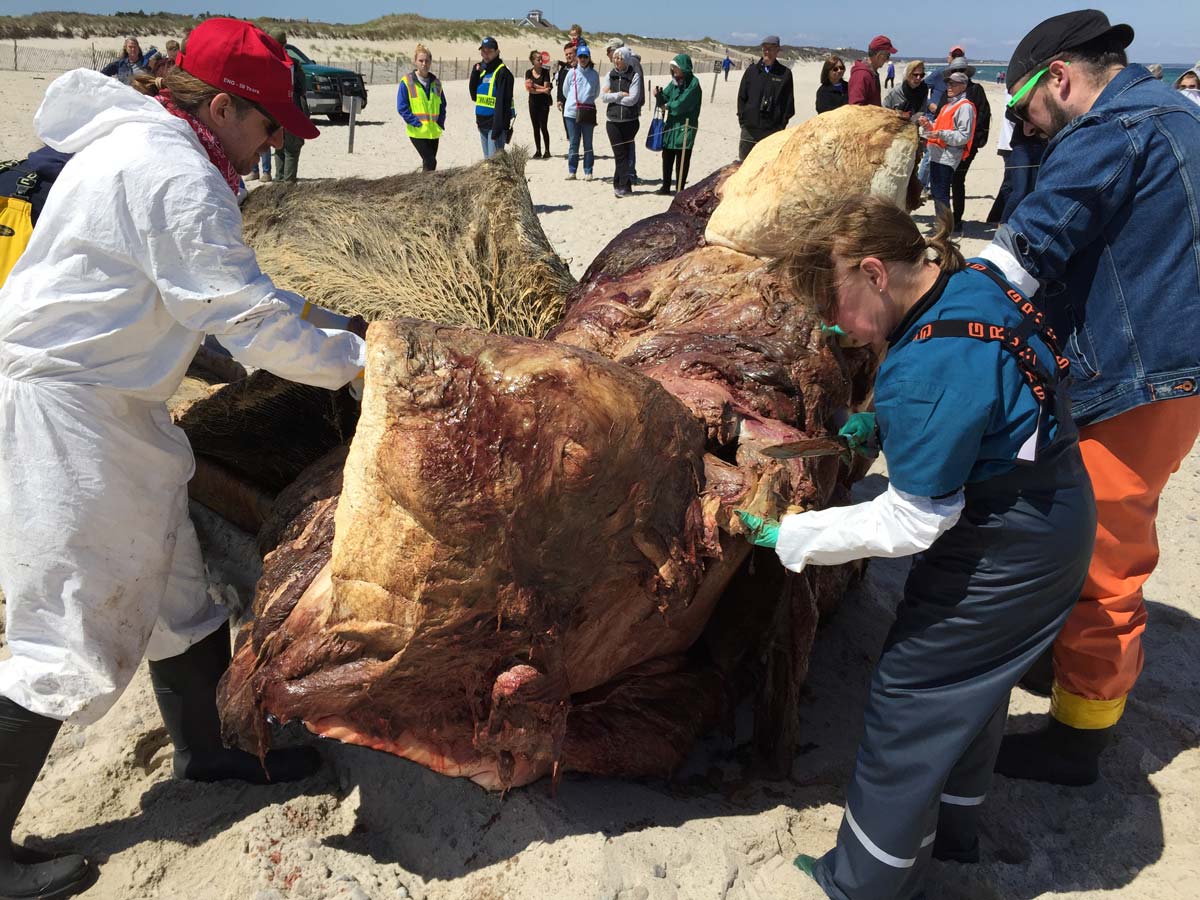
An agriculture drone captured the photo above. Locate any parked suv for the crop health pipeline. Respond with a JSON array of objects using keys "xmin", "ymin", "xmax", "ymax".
[{"xmin": 284, "ymin": 43, "xmax": 368, "ymax": 123}]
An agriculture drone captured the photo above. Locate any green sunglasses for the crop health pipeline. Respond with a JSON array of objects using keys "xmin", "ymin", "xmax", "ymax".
[{"xmin": 1008, "ymin": 61, "xmax": 1069, "ymax": 119}]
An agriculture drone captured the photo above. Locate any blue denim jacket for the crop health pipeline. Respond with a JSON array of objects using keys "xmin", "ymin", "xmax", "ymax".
[{"xmin": 983, "ymin": 65, "xmax": 1200, "ymax": 427}]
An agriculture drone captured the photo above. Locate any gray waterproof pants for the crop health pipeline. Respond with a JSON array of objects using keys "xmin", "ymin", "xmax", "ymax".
[{"xmin": 814, "ymin": 437, "xmax": 1095, "ymax": 899}]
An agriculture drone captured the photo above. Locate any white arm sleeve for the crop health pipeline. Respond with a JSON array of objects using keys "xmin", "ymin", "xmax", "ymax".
[
  {"xmin": 774, "ymin": 484, "xmax": 965, "ymax": 573},
  {"xmin": 143, "ymin": 172, "xmax": 365, "ymax": 390},
  {"xmin": 978, "ymin": 243, "xmax": 1040, "ymax": 297}
]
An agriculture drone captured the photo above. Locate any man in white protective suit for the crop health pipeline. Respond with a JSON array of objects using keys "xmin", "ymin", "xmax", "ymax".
[{"xmin": 0, "ymin": 18, "xmax": 367, "ymax": 898}]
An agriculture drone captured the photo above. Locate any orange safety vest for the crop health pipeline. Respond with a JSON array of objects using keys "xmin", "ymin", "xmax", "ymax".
[{"xmin": 926, "ymin": 96, "xmax": 977, "ymax": 157}]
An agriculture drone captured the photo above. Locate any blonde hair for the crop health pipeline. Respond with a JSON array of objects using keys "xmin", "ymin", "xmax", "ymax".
[
  {"xmin": 413, "ymin": 43, "xmax": 431, "ymax": 64},
  {"xmin": 904, "ymin": 59, "xmax": 925, "ymax": 79},
  {"xmin": 779, "ymin": 196, "xmax": 963, "ymax": 321}
]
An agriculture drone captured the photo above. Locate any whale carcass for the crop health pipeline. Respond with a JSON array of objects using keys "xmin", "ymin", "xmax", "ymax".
[{"xmin": 198, "ymin": 106, "xmax": 918, "ymax": 788}]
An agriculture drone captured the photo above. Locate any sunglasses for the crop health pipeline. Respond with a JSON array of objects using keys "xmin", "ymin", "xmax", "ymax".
[
  {"xmin": 1007, "ymin": 61, "xmax": 1069, "ymax": 123},
  {"xmin": 244, "ymin": 97, "xmax": 283, "ymax": 139}
]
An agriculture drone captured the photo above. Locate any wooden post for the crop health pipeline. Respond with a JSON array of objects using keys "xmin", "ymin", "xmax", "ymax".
[
  {"xmin": 347, "ymin": 97, "xmax": 360, "ymax": 154},
  {"xmin": 13, "ymin": 39, "xmax": 17, "ymax": 72},
  {"xmin": 710, "ymin": 70, "xmax": 718, "ymax": 102},
  {"xmin": 369, "ymin": 59, "xmax": 374, "ymax": 83},
  {"xmin": 395, "ymin": 57, "xmax": 400, "ymax": 81},
  {"xmin": 675, "ymin": 122, "xmax": 689, "ymax": 193},
  {"xmin": 91, "ymin": 42, "xmax": 96, "ymax": 70}
]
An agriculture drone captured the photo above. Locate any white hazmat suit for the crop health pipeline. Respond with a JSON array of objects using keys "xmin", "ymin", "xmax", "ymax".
[{"xmin": 0, "ymin": 70, "xmax": 365, "ymax": 724}]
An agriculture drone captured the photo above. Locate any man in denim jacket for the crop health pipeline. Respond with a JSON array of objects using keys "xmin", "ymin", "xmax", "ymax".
[{"xmin": 979, "ymin": 10, "xmax": 1200, "ymax": 787}]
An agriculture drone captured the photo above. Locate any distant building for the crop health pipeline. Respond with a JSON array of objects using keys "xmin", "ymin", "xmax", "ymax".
[{"xmin": 519, "ymin": 9, "xmax": 556, "ymax": 29}]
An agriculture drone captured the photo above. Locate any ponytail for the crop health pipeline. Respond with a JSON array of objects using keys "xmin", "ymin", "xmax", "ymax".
[
  {"xmin": 924, "ymin": 208, "xmax": 966, "ymax": 276},
  {"xmin": 777, "ymin": 194, "xmax": 962, "ymax": 320}
]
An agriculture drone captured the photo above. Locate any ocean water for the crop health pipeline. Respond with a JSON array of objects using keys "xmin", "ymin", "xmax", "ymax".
[{"xmin": 912, "ymin": 63, "xmax": 1193, "ymax": 90}]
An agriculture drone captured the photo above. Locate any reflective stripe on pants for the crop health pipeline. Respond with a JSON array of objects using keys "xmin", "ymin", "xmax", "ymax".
[{"xmin": 814, "ymin": 438, "xmax": 1094, "ymax": 899}]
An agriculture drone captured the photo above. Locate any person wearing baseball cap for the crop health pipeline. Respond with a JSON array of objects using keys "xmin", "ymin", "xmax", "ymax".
[
  {"xmin": 470, "ymin": 36, "xmax": 516, "ymax": 157},
  {"xmin": 0, "ymin": 19, "xmax": 367, "ymax": 894},
  {"xmin": 736, "ymin": 34, "xmax": 795, "ymax": 160},
  {"xmin": 977, "ymin": 10, "xmax": 1200, "ymax": 789},
  {"xmin": 848, "ymin": 34, "xmax": 896, "ymax": 106}
]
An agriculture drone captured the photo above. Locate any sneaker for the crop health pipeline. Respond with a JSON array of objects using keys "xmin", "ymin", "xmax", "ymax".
[
  {"xmin": 654, "ymin": 186, "xmax": 673, "ymax": 196},
  {"xmin": 614, "ymin": 188, "xmax": 631, "ymax": 198},
  {"xmin": 262, "ymin": 172, "xmax": 273, "ymax": 183},
  {"xmin": 584, "ymin": 173, "xmax": 594, "ymax": 181},
  {"xmin": 246, "ymin": 171, "xmax": 260, "ymax": 181},
  {"xmin": 565, "ymin": 172, "xmax": 577, "ymax": 180}
]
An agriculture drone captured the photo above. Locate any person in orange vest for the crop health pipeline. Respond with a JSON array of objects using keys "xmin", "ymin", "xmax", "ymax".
[
  {"xmin": 918, "ymin": 71, "xmax": 975, "ymax": 224},
  {"xmin": 397, "ymin": 43, "xmax": 446, "ymax": 171}
]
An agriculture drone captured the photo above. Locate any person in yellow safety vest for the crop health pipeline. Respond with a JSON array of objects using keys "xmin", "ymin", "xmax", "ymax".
[
  {"xmin": 397, "ymin": 43, "xmax": 446, "ymax": 172},
  {"xmin": 469, "ymin": 36, "xmax": 515, "ymax": 159},
  {"xmin": 918, "ymin": 71, "xmax": 976, "ymax": 224}
]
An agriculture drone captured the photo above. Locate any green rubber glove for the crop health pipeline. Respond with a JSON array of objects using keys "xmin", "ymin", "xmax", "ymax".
[
  {"xmin": 735, "ymin": 510, "xmax": 780, "ymax": 549},
  {"xmin": 838, "ymin": 412, "xmax": 878, "ymax": 456},
  {"xmin": 819, "ymin": 323, "xmax": 846, "ymax": 337}
]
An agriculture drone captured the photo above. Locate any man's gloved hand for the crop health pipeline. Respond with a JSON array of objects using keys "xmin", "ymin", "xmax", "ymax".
[
  {"xmin": 838, "ymin": 412, "xmax": 878, "ymax": 457},
  {"xmin": 735, "ymin": 510, "xmax": 780, "ymax": 549},
  {"xmin": 346, "ymin": 314, "xmax": 368, "ymax": 339},
  {"xmin": 347, "ymin": 374, "xmax": 364, "ymax": 403}
]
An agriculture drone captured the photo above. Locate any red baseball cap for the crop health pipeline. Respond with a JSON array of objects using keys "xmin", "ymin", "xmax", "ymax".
[
  {"xmin": 949, "ymin": 45, "xmax": 966, "ymax": 57},
  {"xmin": 869, "ymin": 35, "xmax": 898, "ymax": 54},
  {"xmin": 177, "ymin": 17, "xmax": 319, "ymax": 140}
]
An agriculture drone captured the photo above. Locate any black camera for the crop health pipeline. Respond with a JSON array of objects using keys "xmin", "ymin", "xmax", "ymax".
[{"xmin": 759, "ymin": 94, "xmax": 773, "ymax": 113}]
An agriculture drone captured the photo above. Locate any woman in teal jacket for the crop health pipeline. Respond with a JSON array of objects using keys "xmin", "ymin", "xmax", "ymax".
[{"xmin": 654, "ymin": 53, "xmax": 702, "ymax": 194}]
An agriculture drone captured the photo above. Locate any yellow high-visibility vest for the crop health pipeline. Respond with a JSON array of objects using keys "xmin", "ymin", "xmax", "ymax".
[{"xmin": 401, "ymin": 73, "xmax": 444, "ymax": 140}]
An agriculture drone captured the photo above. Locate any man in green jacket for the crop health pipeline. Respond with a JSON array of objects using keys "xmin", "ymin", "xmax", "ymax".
[{"xmin": 654, "ymin": 53, "xmax": 702, "ymax": 194}]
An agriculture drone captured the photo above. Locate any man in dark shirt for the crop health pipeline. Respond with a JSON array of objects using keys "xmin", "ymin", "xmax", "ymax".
[
  {"xmin": 272, "ymin": 30, "xmax": 310, "ymax": 182},
  {"xmin": 736, "ymin": 35, "xmax": 796, "ymax": 160},
  {"xmin": 555, "ymin": 41, "xmax": 576, "ymax": 144}
]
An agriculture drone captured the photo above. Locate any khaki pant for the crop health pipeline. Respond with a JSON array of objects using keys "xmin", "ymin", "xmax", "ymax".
[{"xmin": 274, "ymin": 132, "xmax": 305, "ymax": 182}]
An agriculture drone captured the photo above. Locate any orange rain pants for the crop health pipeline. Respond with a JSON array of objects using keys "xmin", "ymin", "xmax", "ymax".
[{"xmin": 1051, "ymin": 395, "xmax": 1200, "ymax": 730}]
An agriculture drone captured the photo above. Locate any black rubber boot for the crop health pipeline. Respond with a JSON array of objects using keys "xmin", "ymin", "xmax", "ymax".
[
  {"xmin": 994, "ymin": 718, "xmax": 1110, "ymax": 786},
  {"xmin": 931, "ymin": 832, "xmax": 979, "ymax": 864},
  {"xmin": 1017, "ymin": 645, "xmax": 1054, "ymax": 697},
  {"xmin": 0, "ymin": 697, "xmax": 92, "ymax": 900},
  {"xmin": 148, "ymin": 624, "xmax": 320, "ymax": 785}
]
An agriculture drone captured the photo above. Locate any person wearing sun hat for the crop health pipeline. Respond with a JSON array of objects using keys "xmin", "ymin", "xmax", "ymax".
[
  {"xmin": 977, "ymin": 9, "xmax": 1200, "ymax": 790},
  {"xmin": 848, "ymin": 34, "xmax": 896, "ymax": 106},
  {"xmin": 0, "ymin": 18, "xmax": 366, "ymax": 896}
]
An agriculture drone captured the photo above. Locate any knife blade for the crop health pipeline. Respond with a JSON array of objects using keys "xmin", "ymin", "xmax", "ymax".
[{"xmin": 760, "ymin": 436, "xmax": 849, "ymax": 460}]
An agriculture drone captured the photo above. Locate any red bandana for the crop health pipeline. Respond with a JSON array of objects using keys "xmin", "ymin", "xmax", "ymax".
[{"xmin": 156, "ymin": 89, "xmax": 241, "ymax": 196}]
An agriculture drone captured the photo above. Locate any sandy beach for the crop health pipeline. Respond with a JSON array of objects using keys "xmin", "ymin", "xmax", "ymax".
[{"xmin": 2, "ymin": 50, "xmax": 1199, "ymax": 900}]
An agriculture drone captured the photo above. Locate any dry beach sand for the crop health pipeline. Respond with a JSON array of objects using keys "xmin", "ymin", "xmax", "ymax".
[{"xmin": 2, "ymin": 51, "xmax": 1200, "ymax": 900}]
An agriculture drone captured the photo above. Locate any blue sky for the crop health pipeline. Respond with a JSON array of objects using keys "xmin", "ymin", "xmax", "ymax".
[{"xmin": 4, "ymin": 2, "xmax": 1198, "ymax": 63}]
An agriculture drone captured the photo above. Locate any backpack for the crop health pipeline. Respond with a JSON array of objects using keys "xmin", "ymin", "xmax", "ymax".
[
  {"xmin": 0, "ymin": 149, "xmax": 70, "ymax": 287},
  {"xmin": 0, "ymin": 164, "xmax": 38, "ymax": 287}
]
